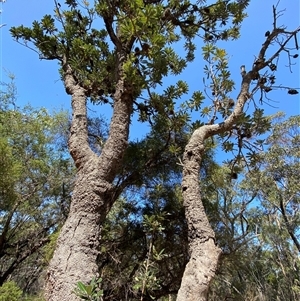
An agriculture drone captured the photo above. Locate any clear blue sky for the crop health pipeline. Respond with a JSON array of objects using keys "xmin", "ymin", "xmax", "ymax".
[{"xmin": 0, "ymin": 0, "xmax": 299, "ymax": 140}]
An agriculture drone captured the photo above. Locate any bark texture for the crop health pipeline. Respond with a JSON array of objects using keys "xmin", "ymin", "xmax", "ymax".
[
  {"xmin": 176, "ymin": 130, "xmax": 222, "ymax": 301},
  {"xmin": 177, "ymin": 74, "xmax": 253, "ymax": 301},
  {"xmin": 45, "ymin": 172, "xmax": 104, "ymax": 301},
  {"xmin": 45, "ymin": 55, "xmax": 133, "ymax": 300}
]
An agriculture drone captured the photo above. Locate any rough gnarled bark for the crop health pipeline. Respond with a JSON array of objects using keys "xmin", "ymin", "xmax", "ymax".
[
  {"xmin": 45, "ymin": 56, "xmax": 133, "ymax": 301},
  {"xmin": 177, "ymin": 75, "xmax": 252, "ymax": 301}
]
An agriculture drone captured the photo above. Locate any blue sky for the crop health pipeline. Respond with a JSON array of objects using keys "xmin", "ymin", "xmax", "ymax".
[{"xmin": 0, "ymin": 0, "xmax": 299, "ymax": 141}]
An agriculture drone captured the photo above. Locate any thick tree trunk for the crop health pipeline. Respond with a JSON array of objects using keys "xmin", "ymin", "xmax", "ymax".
[
  {"xmin": 177, "ymin": 74, "xmax": 252, "ymax": 300},
  {"xmin": 45, "ymin": 56, "xmax": 133, "ymax": 300},
  {"xmin": 45, "ymin": 170, "xmax": 108, "ymax": 301},
  {"xmin": 176, "ymin": 239, "xmax": 221, "ymax": 301},
  {"xmin": 177, "ymin": 135, "xmax": 221, "ymax": 301}
]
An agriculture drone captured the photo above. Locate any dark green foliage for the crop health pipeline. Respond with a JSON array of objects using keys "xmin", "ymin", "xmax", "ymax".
[
  {"xmin": 10, "ymin": 0, "xmax": 250, "ymax": 110},
  {"xmin": 98, "ymin": 184, "xmax": 188, "ymax": 300},
  {"xmin": 73, "ymin": 277, "xmax": 103, "ymax": 301}
]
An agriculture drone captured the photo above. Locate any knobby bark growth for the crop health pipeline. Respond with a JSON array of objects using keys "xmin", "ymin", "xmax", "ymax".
[
  {"xmin": 177, "ymin": 75, "xmax": 251, "ymax": 300},
  {"xmin": 45, "ymin": 50, "xmax": 134, "ymax": 300}
]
